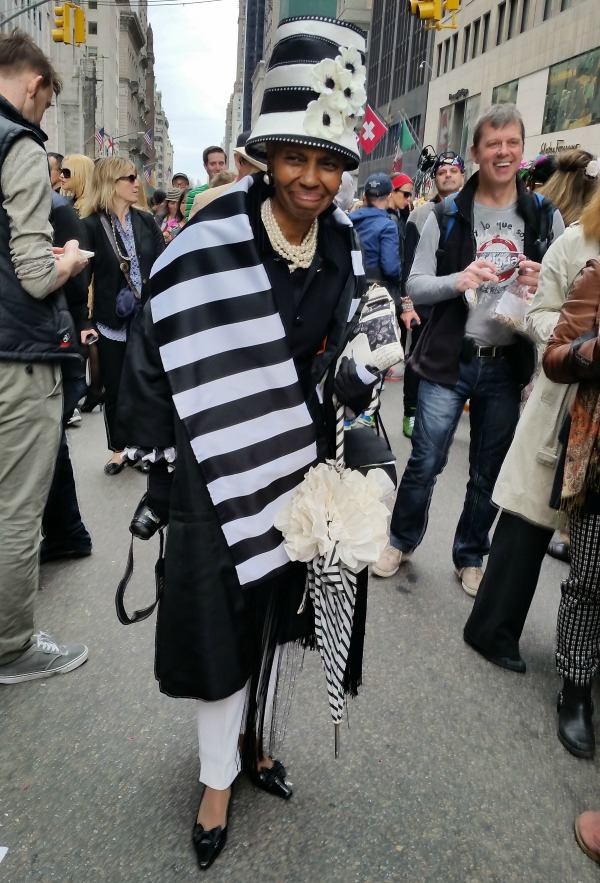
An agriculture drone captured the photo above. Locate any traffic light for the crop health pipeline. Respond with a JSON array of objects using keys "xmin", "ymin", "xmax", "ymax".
[
  {"xmin": 73, "ymin": 5, "xmax": 86, "ymax": 44},
  {"xmin": 409, "ymin": 0, "xmax": 443, "ymax": 21},
  {"xmin": 444, "ymin": 0, "xmax": 460, "ymax": 10},
  {"xmin": 52, "ymin": 2, "xmax": 72, "ymax": 43}
]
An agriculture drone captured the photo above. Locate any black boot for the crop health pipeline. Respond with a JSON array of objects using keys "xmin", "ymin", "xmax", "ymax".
[{"xmin": 557, "ymin": 680, "xmax": 595, "ymax": 759}]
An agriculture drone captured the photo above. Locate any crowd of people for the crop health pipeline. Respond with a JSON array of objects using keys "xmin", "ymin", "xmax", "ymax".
[{"xmin": 2, "ymin": 15, "xmax": 600, "ymax": 873}]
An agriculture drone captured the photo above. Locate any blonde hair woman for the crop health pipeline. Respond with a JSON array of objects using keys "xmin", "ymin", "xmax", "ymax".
[
  {"xmin": 59, "ymin": 154, "xmax": 94, "ymax": 216},
  {"xmin": 541, "ymin": 148, "xmax": 600, "ymax": 226},
  {"xmin": 80, "ymin": 157, "xmax": 164, "ymax": 474}
]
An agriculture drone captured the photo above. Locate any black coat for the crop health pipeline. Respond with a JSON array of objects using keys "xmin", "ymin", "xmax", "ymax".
[
  {"xmin": 83, "ymin": 208, "xmax": 164, "ymax": 330},
  {"xmin": 117, "ymin": 210, "xmax": 365, "ymax": 702}
]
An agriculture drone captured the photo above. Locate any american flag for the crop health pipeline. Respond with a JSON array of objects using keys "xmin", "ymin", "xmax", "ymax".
[
  {"xmin": 143, "ymin": 128, "xmax": 153, "ymax": 148},
  {"xmin": 95, "ymin": 127, "xmax": 105, "ymax": 148},
  {"xmin": 143, "ymin": 166, "xmax": 151, "ymax": 184},
  {"xmin": 106, "ymin": 133, "xmax": 114, "ymax": 152}
]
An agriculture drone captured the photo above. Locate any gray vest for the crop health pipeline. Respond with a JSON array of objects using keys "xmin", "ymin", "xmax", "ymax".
[{"xmin": 0, "ymin": 95, "xmax": 76, "ymax": 363}]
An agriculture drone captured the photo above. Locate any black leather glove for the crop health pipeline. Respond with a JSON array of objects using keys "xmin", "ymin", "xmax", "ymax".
[
  {"xmin": 130, "ymin": 461, "xmax": 172, "ymax": 540},
  {"xmin": 333, "ymin": 356, "xmax": 380, "ymax": 415}
]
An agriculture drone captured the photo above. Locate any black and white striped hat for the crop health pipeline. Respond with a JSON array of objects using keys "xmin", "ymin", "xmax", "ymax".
[{"xmin": 245, "ymin": 16, "xmax": 367, "ymax": 171}]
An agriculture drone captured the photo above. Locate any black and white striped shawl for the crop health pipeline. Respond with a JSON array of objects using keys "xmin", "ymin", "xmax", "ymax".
[{"xmin": 150, "ymin": 175, "xmax": 365, "ymax": 587}]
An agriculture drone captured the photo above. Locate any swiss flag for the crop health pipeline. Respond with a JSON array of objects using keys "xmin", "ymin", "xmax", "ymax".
[{"xmin": 358, "ymin": 105, "xmax": 388, "ymax": 155}]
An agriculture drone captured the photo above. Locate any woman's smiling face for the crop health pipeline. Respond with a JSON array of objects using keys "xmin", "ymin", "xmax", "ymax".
[{"xmin": 268, "ymin": 144, "xmax": 345, "ymax": 224}]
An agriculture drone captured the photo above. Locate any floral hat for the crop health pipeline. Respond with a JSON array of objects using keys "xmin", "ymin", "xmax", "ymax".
[{"xmin": 245, "ymin": 16, "xmax": 367, "ymax": 171}]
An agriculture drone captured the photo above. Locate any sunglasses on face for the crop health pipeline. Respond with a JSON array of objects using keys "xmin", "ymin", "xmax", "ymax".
[
  {"xmin": 116, "ymin": 174, "xmax": 138, "ymax": 184},
  {"xmin": 59, "ymin": 168, "xmax": 71, "ymax": 178},
  {"xmin": 394, "ymin": 189, "xmax": 412, "ymax": 198}
]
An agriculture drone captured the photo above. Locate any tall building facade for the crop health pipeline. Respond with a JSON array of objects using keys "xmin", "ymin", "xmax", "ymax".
[
  {"xmin": 424, "ymin": 0, "xmax": 599, "ymax": 177},
  {"xmin": 359, "ymin": 0, "xmax": 434, "ymax": 187},
  {"xmin": 154, "ymin": 88, "xmax": 173, "ymax": 189}
]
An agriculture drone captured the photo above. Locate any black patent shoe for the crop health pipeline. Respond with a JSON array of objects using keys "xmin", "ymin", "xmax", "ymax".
[
  {"xmin": 192, "ymin": 821, "xmax": 228, "ymax": 871},
  {"xmin": 104, "ymin": 460, "xmax": 125, "ymax": 476},
  {"xmin": 192, "ymin": 787, "xmax": 232, "ymax": 871},
  {"xmin": 547, "ymin": 540, "xmax": 571, "ymax": 564},
  {"xmin": 463, "ymin": 634, "xmax": 526, "ymax": 673},
  {"xmin": 557, "ymin": 681, "xmax": 595, "ymax": 759},
  {"xmin": 247, "ymin": 759, "xmax": 293, "ymax": 799}
]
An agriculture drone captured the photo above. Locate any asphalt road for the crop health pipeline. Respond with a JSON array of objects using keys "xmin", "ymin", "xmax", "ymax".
[{"xmin": 1, "ymin": 380, "xmax": 598, "ymax": 883}]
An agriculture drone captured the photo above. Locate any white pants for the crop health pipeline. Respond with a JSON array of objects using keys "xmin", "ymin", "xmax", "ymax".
[{"xmin": 196, "ymin": 646, "xmax": 282, "ymax": 789}]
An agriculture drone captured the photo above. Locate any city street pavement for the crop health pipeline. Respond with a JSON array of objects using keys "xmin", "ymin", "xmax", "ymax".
[{"xmin": 1, "ymin": 380, "xmax": 599, "ymax": 883}]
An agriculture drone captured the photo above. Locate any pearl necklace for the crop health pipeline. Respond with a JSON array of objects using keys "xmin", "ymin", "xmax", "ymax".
[{"xmin": 260, "ymin": 197, "xmax": 318, "ymax": 272}]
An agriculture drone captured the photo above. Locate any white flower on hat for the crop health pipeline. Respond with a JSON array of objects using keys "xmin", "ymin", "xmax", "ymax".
[
  {"xmin": 311, "ymin": 58, "xmax": 345, "ymax": 98},
  {"xmin": 337, "ymin": 47, "xmax": 366, "ymax": 88},
  {"xmin": 304, "ymin": 100, "xmax": 346, "ymax": 140},
  {"xmin": 585, "ymin": 158, "xmax": 600, "ymax": 179}
]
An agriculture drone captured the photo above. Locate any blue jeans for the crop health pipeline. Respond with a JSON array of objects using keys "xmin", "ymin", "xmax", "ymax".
[{"xmin": 390, "ymin": 355, "xmax": 521, "ymax": 568}]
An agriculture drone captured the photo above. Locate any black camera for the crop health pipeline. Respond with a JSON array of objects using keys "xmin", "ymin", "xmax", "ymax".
[{"xmin": 129, "ymin": 494, "xmax": 166, "ymax": 540}]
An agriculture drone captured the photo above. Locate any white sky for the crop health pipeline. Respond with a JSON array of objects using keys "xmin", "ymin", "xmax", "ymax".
[{"xmin": 149, "ymin": 0, "xmax": 239, "ymax": 186}]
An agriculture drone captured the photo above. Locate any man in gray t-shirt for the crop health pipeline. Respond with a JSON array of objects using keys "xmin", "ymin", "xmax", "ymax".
[{"xmin": 372, "ymin": 104, "xmax": 563, "ymax": 597}]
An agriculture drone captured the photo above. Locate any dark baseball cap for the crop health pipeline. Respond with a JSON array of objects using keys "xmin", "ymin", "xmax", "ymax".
[
  {"xmin": 172, "ymin": 172, "xmax": 190, "ymax": 184},
  {"xmin": 364, "ymin": 173, "xmax": 393, "ymax": 197}
]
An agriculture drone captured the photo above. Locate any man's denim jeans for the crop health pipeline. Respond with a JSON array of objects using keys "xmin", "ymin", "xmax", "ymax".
[{"xmin": 390, "ymin": 354, "xmax": 521, "ymax": 568}]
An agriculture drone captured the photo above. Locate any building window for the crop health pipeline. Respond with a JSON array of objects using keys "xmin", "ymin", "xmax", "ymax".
[
  {"xmin": 436, "ymin": 43, "xmax": 442, "ymax": 77},
  {"xmin": 542, "ymin": 46, "xmax": 600, "ymax": 133},
  {"xmin": 560, "ymin": 0, "xmax": 572, "ymax": 9},
  {"xmin": 443, "ymin": 39, "xmax": 450, "ymax": 74},
  {"xmin": 520, "ymin": 0, "xmax": 530, "ymax": 32},
  {"xmin": 88, "ymin": 0, "xmax": 97, "ymax": 7},
  {"xmin": 482, "ymin": 12, "xmax": 490, "ymax": 52},
  {"xmin": 462, "ymin": 24, "xmax": 470, "ymax": 64},
  {"xmin": 472, "ymin": 19, "xmax": 480, "ymax": 58},
  {"xmin": 492, "ymin": 78, "xmax": 519, "ymax": 105},
  {"xmin": 496, "ymin": 2, "xmax": 506, "ymax": 44},
  {"xmin": 507, "ymin": 0, "xmax": 517, "ymax": 39},
  {"xmin": 87, "ymin": 46, "xmax": 97, "ymax": 56},
  {"xmin": 543, "ymin": 0, "xmax": 553, "ymax": 20},
  {"xmin": 451, "ymin": 33, "xmax": 458, "ymax": 69},
  {"xmin": 88, "ymin": 21, "xmax": 97, "ymax": 34}
]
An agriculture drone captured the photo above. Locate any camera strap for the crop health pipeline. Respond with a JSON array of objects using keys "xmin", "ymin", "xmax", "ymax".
[{"xmin": 115, "ymin": 528, "xmax": 165, "ymax": 624}]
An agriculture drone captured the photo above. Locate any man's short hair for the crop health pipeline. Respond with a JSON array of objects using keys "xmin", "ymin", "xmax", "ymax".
[
  {"xmin": 0, "ymin": 31, "xmax": 62, "ymax": 95},
  {"xmin": 202, "ymin": 145, "xmax": 226, "ymax": 166},
  {"xmin": 47, "ymin": 151, "xmax": 63, "ymax": 166},
  {"xmin": 473, "ymin": 104, "xmax": 524, "ymax": 148}
]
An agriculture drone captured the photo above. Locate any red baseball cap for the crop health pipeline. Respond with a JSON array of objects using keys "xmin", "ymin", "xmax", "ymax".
[{"xmin": 391, "ymin": 174, "xmax": 413, "ymax": 190}]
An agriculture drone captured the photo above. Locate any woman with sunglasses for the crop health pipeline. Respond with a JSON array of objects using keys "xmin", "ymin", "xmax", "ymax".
[
  {"xmin": 59, "ymin": 154, "xmax": 94, "ymax": 216},
  {"xmin": 80, "ymin": 158, "xmax": 164, "ymax": 474}
]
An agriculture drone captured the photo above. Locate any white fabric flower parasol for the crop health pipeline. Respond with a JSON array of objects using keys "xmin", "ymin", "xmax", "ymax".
[{"xmin": 274, "ymin": 402, "xmax": 389, "ymax": 755}]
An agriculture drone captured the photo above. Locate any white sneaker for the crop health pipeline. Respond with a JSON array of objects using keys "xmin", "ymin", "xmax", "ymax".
[
  {"xmin": 67, "ymin": 408, "xmax": 82, "ymax": 427},
  {"xmin": 371, "ymin": 544, "xmax": 412, "ymax": 578},
  {"xmin": 454, "ymin": 566, "xmax": 483, "ymax": 597}
]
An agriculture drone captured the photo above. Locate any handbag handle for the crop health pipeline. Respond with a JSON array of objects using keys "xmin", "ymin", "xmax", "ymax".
[{"xmin": 100, "ymin": 213, "xmax": 141, "ymax": 299}]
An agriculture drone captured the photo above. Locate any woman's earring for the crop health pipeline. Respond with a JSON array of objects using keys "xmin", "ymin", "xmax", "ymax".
[{"xmin": 264, "ymin": 170, "xmax": 273, "ymax": 186}]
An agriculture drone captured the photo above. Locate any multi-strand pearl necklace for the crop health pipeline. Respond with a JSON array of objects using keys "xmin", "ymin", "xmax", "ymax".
[{"xmin": 260, "ymin": 197, "xmax": 318, "ymax": 272}]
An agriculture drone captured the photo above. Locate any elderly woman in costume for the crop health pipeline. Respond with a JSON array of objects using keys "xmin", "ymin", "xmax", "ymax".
[{"xmin": 116, "ymin": 17, "xmax": 377, "ymax": 871}]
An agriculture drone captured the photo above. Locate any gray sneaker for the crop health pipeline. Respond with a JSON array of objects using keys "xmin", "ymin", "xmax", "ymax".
[{"xmin": 0, "ymin": 631, "xmax": 88, "ymax": 684}]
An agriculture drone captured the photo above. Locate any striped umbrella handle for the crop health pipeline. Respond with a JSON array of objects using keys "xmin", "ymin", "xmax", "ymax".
[{"xmin": 333, "ymin": 395, "xmax": 345, "ymax": 471}]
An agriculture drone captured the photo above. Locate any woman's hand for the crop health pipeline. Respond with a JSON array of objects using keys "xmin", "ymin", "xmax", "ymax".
[
  {"xmin": 399, "ymin": 308, "xmax": 420, "ymax": 331},
  {"xmin": 334, "ymin": 356, "xmax": 380, "ymax": 415}
]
